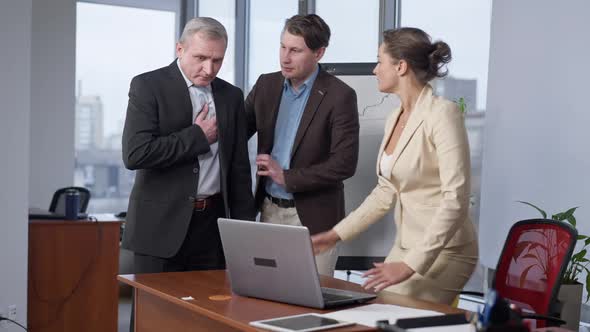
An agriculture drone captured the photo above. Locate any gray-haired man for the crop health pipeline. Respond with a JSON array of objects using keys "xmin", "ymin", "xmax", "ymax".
[
  {"xmin": 122, "ymin": 16, "xmax": 255, "ymax": 275},
  {"xmin": 122, "ymin": 17, "xmax": 255, "ymax": 331}
]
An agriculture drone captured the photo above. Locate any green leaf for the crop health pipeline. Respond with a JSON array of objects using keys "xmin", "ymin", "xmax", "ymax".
[
  {"xmin": 517, "ymin": 201, "xmax": 547, "ymax": 219},
  {"xmin": 566, "ymin": 214, "xmax": 577, "ymax": 227},
  {"xmin": 562, "ymin": 207, "xmax": 578, "ymax": 219},
  {"xmin": 578, "ymin": 235, "xmax": 588, "ymax": 240},
  {"xmin": 456, "ymin": 97, "xmax": 467, "ymax": 114},
  {"xmin": 585, "ymin": 238, "xmax": 590, "ymax": 246},
  {"xmin": 585, "ymin": 268, "xmax": 590, "ymax": 303},
  {"xmin": 572, "ymin": 249, "xmax": 587, "ymax": 262},
  {"xmin": 572, "ymin": 262, "xmax": 587, "ymax": 275}
]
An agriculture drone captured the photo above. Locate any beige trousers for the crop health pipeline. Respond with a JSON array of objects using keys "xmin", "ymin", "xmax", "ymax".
[
  {"xmin": 384, "ymin": 240, "xmax": 479, "ymax": 305},
  {"xmin": 260, "ymin": 198, "xmax": 339, "ymax": 277}
]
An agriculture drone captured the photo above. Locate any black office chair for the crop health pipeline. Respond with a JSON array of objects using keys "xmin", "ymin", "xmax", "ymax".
[
  {"xmin": 335, "ymin": 256, "xmax": 386, "ymax": 281},
  {"xmin": 49, "ymin": 186, "xmax": 91, "ymax": 215}
]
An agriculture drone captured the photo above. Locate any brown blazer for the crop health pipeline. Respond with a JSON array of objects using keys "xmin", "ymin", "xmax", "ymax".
[{"xmin": 245, "ymin": 69, "xmax": 359, "ymax": 235}]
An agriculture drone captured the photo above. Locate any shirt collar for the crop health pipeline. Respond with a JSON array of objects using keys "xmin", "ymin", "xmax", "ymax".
[
  {"xmin": 176, "ymin": 59, "xmax": 211, "ymax": 91},
  {"xmin": 283, "ymin": 64, "xmax": 320, "ymax": 96}
]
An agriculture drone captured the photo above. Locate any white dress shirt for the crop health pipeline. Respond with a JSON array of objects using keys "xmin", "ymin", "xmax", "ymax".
[{"xmin": 177, "ymin": 60, "xmax": 220, "ymax": 197}]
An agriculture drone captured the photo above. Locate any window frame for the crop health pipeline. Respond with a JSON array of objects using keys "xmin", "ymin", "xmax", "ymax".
[
  {"xmin": 305, "ymin": 0, "xmax": 400, "ymax": 76},
  {"xmin": 80, "ymin": 0, "xmax": 183, "ymax": 40},
  {"xmin": 75, "ymin": 0, "xmax": 181, "ymax": 212},
  {"xmin": 320, "ymin": 63, "xmax": 376, "ymax": 76},
  {"xmin": 80, "ymin": 0, "xmax": 400, "ymax": 90},
  {"xmin": 73, "ymin": 0, "xmax": 397, "ymax": 212}
]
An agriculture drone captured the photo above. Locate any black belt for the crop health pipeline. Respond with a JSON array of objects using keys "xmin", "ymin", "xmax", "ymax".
[{"xmin": 266, "ymin": 193, "xmax": 295, "ymax": 208}]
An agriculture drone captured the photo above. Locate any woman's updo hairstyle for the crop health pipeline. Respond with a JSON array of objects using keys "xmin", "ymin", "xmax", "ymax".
[{"xmin": 382, "ymin": 27, "xmax": 452, "ymax": 84}]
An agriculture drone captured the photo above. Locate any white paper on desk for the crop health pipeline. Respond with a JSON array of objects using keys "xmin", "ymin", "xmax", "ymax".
[
  {"xmin": 407, "ymin": 324, "xmax": 474, "ymax": 332},
  {"xmin": 322, "ymin": 303, "xmax": 441, "ymax": 328}
]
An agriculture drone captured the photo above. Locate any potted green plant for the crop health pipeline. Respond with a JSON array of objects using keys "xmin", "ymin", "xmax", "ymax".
[
  {"xmin": 456, "ymin": 97, "xmax": 467, "ymax": 115},
  {"xmin": 517, "ymin": 201, "xmax": 589, "ymax": 330}
]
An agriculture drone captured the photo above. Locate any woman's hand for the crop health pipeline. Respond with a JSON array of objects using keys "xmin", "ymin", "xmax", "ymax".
[
  {"xmin": 310, "ymin": 230, "xmax": 341, "ymax": 255},
  {"xmin": 362, "ymin": 262, "xmax": 415, "ymax": 292}
]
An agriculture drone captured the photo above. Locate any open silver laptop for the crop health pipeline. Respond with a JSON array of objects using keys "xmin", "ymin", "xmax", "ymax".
[{"xmin": 218, "ymin": 218, "xmax": 376, "ymax": 309}]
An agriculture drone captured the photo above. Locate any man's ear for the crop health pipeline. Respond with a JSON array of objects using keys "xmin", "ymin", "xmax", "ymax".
[
  {"xmin": 175, "ymin": 42, "xmax": 184, "ymax": 58},
  {"xmin": 314, "ymin": 47, "xmax": 326, "ymax": 62}
]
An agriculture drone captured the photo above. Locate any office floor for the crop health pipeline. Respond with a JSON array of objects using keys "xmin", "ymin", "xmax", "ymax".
[{"xmin": 118, "ymin": 289, "xmax": 132, "ymax": 332}]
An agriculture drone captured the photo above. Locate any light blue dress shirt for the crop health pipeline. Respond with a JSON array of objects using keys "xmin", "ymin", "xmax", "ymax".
[{"xmin": 266, "ymin": 66, "xmax": 320, "ymax": 199}]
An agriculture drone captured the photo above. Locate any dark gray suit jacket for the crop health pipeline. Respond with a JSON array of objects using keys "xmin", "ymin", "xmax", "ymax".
[
  {"xmin": 245, "ymin": 70, "xmax": 359, "ymax": 235},
  {"xmin": 122, "ymin": 61, "xmax": 255, "ymax": 258}
]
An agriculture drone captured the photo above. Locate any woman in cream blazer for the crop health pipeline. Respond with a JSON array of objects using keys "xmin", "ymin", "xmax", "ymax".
[{"xmin": 312, "ymin": 27, "xmax": 478, "ymax": 305}]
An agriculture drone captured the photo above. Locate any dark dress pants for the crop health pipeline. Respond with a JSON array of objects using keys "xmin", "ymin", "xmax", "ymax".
[{"xmin": 129, "ymin": 195, "xmax": 225, "ymax": 331}]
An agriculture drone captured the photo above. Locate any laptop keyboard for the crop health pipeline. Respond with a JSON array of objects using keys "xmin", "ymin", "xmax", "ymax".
[
  {"xmin": 321, "ymin": 288, "xmax": 356, "ymax": 302},
  {"xmin": 322, "ymin": 292, "xmax": 354, "ymax": 302},
  {"xmin": 320, "ymin": 287, "xmax": 376, "ymax": 307}
]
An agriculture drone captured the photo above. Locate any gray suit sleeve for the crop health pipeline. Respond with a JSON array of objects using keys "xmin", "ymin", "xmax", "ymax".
[{"xmin": 122, "ymin": 76, "xmax": 211, "ymax": 170}]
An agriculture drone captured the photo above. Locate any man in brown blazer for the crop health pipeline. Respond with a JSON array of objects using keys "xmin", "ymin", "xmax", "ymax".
[{"xmin": 245, "ymin": 14, "xmax": 359, "ymax": 276}]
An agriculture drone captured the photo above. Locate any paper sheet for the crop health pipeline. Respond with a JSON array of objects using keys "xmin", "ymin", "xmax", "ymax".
[
  {"xmin": 407, "ymin": 325, "xmax": 475, "ymax": 332},
  {"xmin": 323, "ymin": 304, "xmax": 475, "ymax": 331},
  {"xmin": 322, "ymin": 303, "xmax": 442, "ymax": 328}
]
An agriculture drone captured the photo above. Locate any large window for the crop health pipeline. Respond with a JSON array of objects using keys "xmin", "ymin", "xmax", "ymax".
[
  {"xmin": 400, "ymin": 0, "xmax": 492, "ymax": 222},
  {"xmin": 198, "ymin": 0, "xmax": 236, "ymax": 84},
  {"xmin": 401, "ymin": 0, "xmax": 491, "ymax": 112},
  {"xmin": 315, "ymin": 0, "xmax": 380, "ymax": 63},
  {"xmin": 401, "ymin": 0, "xmax": 492, "ymax": 292},
  {"xmin": 75, "ymin": 2, "xmax": 177, "ymax": 213},
  {"xmin": 74, "ymin": 1, "xmax": 490, "ymax": 217},
  {"xmin": 247, "ymin": 0, "xmax": 298, "ymax": 90}
]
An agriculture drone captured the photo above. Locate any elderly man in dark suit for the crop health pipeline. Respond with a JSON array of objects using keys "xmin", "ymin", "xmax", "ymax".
[
  {"xmin": 122, "ymin": 17, "xmax": 255, "ymax": 275},
  {"xmin": 246, "ymin": 14, "xmax": 360, "ymax": 277}
]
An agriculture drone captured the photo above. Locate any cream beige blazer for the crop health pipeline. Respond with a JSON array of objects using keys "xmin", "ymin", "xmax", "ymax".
[{"xmin": 333, "ymin": 84, "xmax": 476, "ymax": 276}]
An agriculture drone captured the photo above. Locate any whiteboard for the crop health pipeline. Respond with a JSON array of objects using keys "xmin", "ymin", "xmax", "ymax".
[{"xmin": 338, "ymin": 75, "xmax": 400, "ymax": 257}]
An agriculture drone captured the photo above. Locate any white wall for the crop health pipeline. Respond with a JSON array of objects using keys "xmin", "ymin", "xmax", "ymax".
[
  {"xmin": 0, "ymin": 1, "xmax": 75, "ymax": 329},
  {"xmin": 29, "ymin": 0, "xmax": 76, "ymax": 209},
  {"xmin": 479, "ymin": 0, "xmax": 590, "ymax": 268},
  {"xmin": 0, "ymin": 2, "xmax": 32, "ymax": 330}
]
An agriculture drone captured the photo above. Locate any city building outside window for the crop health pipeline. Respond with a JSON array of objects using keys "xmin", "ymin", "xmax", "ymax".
[
  {"xmin": 401, "ymin": 0, "xmax": 492, "ymax": 292},
  {"xmin": 75, "ymin": 2, "xmax": 177, "ymax": 213}
]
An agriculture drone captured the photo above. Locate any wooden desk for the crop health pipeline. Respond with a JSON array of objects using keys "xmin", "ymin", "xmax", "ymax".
[
  {"xmin": 28, "ymin": 218, "xmax": 121, "ymax": 332},
  {"xmin": 118, "ymin": 270, "xmax": 462, "ymax": 332}
]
